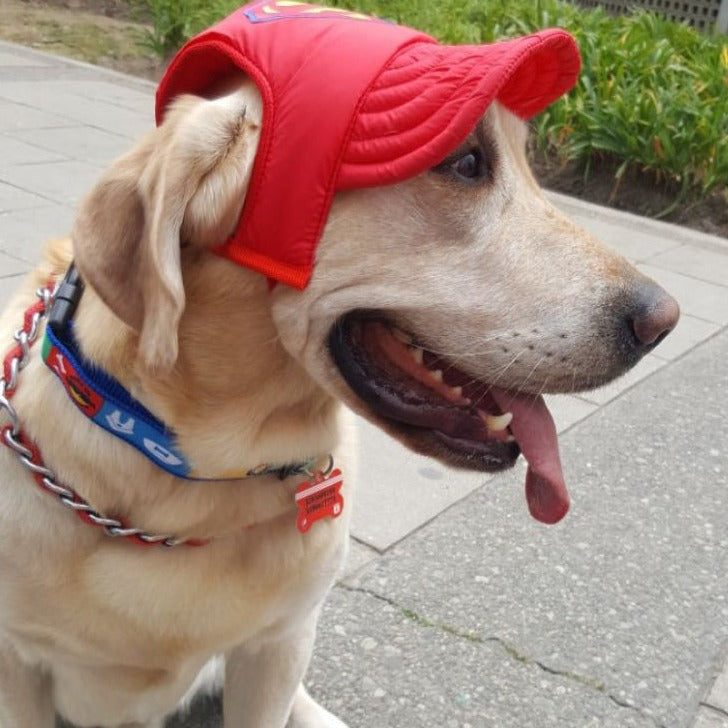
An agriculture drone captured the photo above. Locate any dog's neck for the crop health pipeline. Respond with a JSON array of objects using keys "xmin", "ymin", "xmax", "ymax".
[{"xmin": 71, "ymin": 248, "xmax": 339, "ymax": 479}]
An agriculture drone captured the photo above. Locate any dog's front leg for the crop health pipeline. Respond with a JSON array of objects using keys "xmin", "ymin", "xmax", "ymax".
[
  {"xmin": 288, "ymin": 684, "xmax": 349, "ymax": 728},
  {"xmin": 224, "ymin": 620, "xmax": 316, "ymax": 728},
  {"xmin": 224, "ymin": 615, "xmax": 347, "ymax": 728},
  {"xmin": 0, "ymin": 644, "xmax": 54, "ymax": 727}
]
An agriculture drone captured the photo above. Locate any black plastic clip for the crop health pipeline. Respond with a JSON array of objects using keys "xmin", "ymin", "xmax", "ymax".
[{"xmin": 48, "ymin": 263, "xmax": 85, "ymax": 334}]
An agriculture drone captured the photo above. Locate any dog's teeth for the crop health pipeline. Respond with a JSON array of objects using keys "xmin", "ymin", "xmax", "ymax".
[
  {"xmin": 430, "ymin": 369, "xmax": 443, "ymax": 382},
  {"xmin": 451, "ymin": 385, "xmax": 463, "ymax": 397},
  {"xmin": 506, "ymin": 435, "xmax": 516, "ymax": 443},
  {"xmin": 480, "ymin": 411, "xmax": 513, "ymax": 432},
  {"xmin": 392, "ymin": 328, "xmax": 412, "ymax": 345},
  {"xmin": 410, "ymin": 347, "xmax": 424, "ymax": 364}
]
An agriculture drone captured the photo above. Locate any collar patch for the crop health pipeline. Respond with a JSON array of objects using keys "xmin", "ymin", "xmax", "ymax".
[{"xmin": 244, "ymin": 1, "xmax": 377, "ymax": 24}]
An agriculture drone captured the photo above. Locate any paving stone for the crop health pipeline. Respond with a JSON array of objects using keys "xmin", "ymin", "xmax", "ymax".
[
  {"xmin": 346, "ymin": 330, "xmax": 728, "ymax": 728},
  {"xmin": 548, "ymin": 190, "xmax": 728, "ymax": 253},
  {"xmin": 575, "ymin": 353, "xmax": 665, "ymax": 405},
  {"xmin": 351, "ymin": 416, "xmax": 490, "ymax": 552},
  {"xmin": 9, "ymin": 125, "xmax": 130, "ymax": 166},
  {"xmin": 69, "ymin": 80, "xmax": 154, "ymax": 115},
  {"xmin": 0, "ymin": 159, "xmax": 103, "ymax": 207},
  {"xmin": 639, "ymin": 264, "xmax": 728, "ymax": 325},
  {"xmin": 547, "ymin": 191, "xmax": 685, "ymax": 262},
  {"xmin": 649, "ymin": 244, "xmax": 728, "ymax": 288},
  {"xmin": 0, "ymin": 136, "xmax": 67, "ymax": 167},
  {"xmin": 0, "ymin": 179, "xmax": 50, "ymax": 212},
  {"xmin": 0, "ymin": 205, "xmax": 74, "ymax": 262},
  {"xmin": 692, "ymin": 708, "xmax": 728, "ymax": 728},
  {"xmin": 706, "ymin": 660, "xmax": 728, "ymax": 714},
  {"xmin": 340, "ymin": 538, "xmax": 380, "ymax": 581},
  {"xmin": 544, "ymin": 394, "xmax": 599, "ymax": 433},
  {"xmin": 0, "ymin": 98, "xmax": 72, "ymax": 132},
  {"xmin": 0, "ymin": 274, "xmax": 24, "ymax": 310},
  {"xmin": 304, "ymin": 586, "xmax": 660, "ymax": 728},
  {"xmin": 650, "ymin": 315, "xmax": 722, "ymax": 362},
  {"xmin": 0, "ymin": 81, "xmax": 151, "ymax": 138},
  {"xmin": 0, "ymin": 50, "xmax": 54, "ymax": 67},
  {"xmin": 0, "ymin": 251, "xmax": 30, "ymax": 277}
]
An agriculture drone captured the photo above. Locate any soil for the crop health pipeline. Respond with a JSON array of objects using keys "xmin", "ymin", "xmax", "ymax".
[
  {"xmin": 0, "ymin": 0, "xmax": 165, "ymax": 79},
  {"xmin": 1, "ymin": 0, "xmax": 726, "ymax": 237},
  {"xmin": 531, "ymin": 151, "xmax": 728, "ymax": 238}
]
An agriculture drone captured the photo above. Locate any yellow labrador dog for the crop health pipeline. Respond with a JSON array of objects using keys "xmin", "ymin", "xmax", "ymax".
[{"xmin": 0, "ymin": 13, "xmax": 678, "ymax": 728}]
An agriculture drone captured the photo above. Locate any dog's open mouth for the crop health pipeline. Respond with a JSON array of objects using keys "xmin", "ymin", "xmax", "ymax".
[{"xmin": 328, "ymin": 312, "xmax": 570, "ymax": 524}]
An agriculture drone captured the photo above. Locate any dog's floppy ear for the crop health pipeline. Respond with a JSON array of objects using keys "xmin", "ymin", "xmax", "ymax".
[{"xmin": 72, "ymin": 88, "xmax": 260, "ymax": 371}]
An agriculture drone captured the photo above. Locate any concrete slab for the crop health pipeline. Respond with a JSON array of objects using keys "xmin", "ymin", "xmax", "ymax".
[
  {"xmin": 692, "ymin": 708, "xmax": 728, "ymax": 728},
  {"xmin": 0, "ymin": 159, "xmax": 103, "ymax": 207},
  {"xmin": 0, "ymin": 274, "xmax": 24, "ymax": 310},
  {"xmin": 575, "ymin": 354, "xmax": 665, "ymax": 406},
  {"xmin": 8, "ymin": 125, "xmax": 130, "ymax": 166},
  {"xmin": 0, "ymin": 81, "xmax": 151, "ymax": 138},
  {"xmin": 562, "ymin": 209, "xmax": 681, "ymax": 264},
  {"xmin": 304, "ymin": 586, "xmax": 660, "ymax": 728},
  {"xmin": 547, "ymin": 191, "xmax": 728, "ymax": 255},
  {"xmin": 0, "ymin": 136, "xmax": 67, "ymax": 167},
  {"xmin": 545, "ymin": 394, "xmax": 599, "ymax": 433},
  {"xmin": 0, "ymin": 98, "xmax": 72, "ymax": 132},
  {"xmin": 341, "ymin": 538, "xmax": 380, "ymax": 580},
  {"xmin": 650, "ymin": 314, "xmax": 721, "ymax": 362},
  {"xmin": 68, "ymin": 80, "xmax": 155, "ymax": 115},
  {"xmin": 706, "ymin": 659, "xmax": 728, "ymax": 714},
  {"xmin": 0, "ymin": 50, "xmax": 54, "ymax": 67},
  {"xmin": 0, "ymin": 205, "xmax": 74, "ymax": 263},
  {"xmin": 0, "ymin": 179, "xmax": 51, "ymax": 212},
  {"xmin": 649, "ymin": 244, "xmax": 728, "ymax": 288},
  {"xmin": 351, "ymin": 417, "xmax": 491, "ymax": 551},
  {"xmin": 638, "ymin": 264, "xmax": 728, "ymax": 325},
  {"xmin": 0, "ymin": 251, "xmax": 30, "ymax": 277},
  {"xmin": 344, "ymin": 329, "xmax": 728, "ymax": 728}
]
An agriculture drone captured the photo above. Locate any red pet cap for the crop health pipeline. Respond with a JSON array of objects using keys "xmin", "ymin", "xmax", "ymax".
[{"xmin": 156, "ymin": 2, "xmax": 581, "ymax": 289}]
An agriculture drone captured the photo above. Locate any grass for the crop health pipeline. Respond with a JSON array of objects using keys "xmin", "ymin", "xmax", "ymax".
[
  {"xmin": 133, "ymin": 0, "xmax": 728, "ymax": 206},
  {"xmin": 0, "ymin": 1, "xmax": 156, "ymax": 71}
]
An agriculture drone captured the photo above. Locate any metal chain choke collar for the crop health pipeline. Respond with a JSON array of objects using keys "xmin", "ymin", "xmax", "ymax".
[{"xmin": 0, "ymin": 280, "xmax": 207, "ymax": 548}]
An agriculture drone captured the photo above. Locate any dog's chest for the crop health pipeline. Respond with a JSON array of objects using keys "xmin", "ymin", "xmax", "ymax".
[{"xmin": 4, "ymin": 516, "xmax": 346, "ymax": 712}]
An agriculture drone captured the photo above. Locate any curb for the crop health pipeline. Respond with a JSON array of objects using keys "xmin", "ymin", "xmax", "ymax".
[
  {"xmin": 691, "ymin": 642, "xmax": 728, "ymax": 727},
  {"xmin": 546, "ymin": 190, "xmax": 728, "ymax": 252},
  {"xmin": 3, "ymin": 40, "xmax": 726, "ymax": 250},
  {"xmin": 0, "ymin": 39, "xmax": 156, "ymax": 92}
]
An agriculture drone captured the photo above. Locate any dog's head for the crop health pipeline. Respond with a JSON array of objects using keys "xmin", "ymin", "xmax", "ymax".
[
  {"xmin": 72, "ymin": 81, "xmax": 678, "ymax": 524},
  {"xmin": 72, "ymin": 19, "xmax": 678, "ymax": 524},
  {"xmin": 273, "ymin": 102, "xmax": 679, "ymax": 524}
]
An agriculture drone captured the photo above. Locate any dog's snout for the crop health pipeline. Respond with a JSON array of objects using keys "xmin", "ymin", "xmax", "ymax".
[{"xmin": 628, "ymin": 283, "xmax": 680, "ymax": 350}]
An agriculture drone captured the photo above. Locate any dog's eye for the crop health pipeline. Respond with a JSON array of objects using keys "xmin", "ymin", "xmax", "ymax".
[
  {"xmin": 433, "ymin": 147, "xmax": 489, "ymax": 184},
  {"xmin": 450, "ymin": 151, "xmax": 483, "ymax": 180}
]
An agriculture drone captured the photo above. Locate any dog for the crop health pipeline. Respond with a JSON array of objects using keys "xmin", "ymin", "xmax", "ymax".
[{"xmin": 0, "ymin": 7, "xmax": 678, "ymax": 728}]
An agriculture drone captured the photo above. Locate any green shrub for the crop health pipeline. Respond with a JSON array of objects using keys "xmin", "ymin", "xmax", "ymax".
[{"xmin": 136, "ymin": 0, "xmax": 728, "ymax": 202}]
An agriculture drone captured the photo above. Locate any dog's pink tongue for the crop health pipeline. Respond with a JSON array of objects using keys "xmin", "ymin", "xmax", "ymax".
[{"xmin": 492, "ymin": 391, "xmax": 570, "ymax": 524}]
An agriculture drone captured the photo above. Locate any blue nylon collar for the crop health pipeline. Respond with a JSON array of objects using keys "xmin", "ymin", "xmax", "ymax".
[{"xmin": 41, "ymin": 268, "xmax": 313, "ymax": 482}]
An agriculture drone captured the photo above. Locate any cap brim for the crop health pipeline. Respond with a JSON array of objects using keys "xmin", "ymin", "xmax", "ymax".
[{"xmin": 339, "ymin": 29, "xmax": 580, "ymax": 188}]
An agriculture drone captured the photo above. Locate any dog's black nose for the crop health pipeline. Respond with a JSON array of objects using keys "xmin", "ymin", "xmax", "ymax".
[{"xmin": 629, "ymin": 283, "xmax": 680, "ymax": 349}]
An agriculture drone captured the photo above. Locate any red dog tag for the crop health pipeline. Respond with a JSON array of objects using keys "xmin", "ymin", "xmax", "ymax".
[{"xmin": 295, "ymin": 468, "xmax": 344, "ymax": 533}]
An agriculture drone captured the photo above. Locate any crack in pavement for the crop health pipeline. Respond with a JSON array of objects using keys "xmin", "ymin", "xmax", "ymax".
[
  {"xmin": 699, "ymin": 702, "xmax": 728, "ymax": 719},
  {"xmin": 338, "ymin": 583, "xmax": 668, "ymax": 728}
]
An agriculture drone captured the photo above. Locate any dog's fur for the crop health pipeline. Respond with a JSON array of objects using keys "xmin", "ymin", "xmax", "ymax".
[{"xmin": 0, "ymin": 79, "xmax": 670, "ymax": 727}]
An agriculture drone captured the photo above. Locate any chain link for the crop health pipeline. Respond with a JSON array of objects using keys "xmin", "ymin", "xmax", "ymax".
[{"xmin": 0, "ymin": 281, "xmax": 206, "ymax": 549}]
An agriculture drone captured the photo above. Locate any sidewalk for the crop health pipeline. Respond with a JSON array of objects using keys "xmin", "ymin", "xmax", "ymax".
[{"xmin": 1, "ymin": 41, "xmax": 727, "ymax": 728}]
